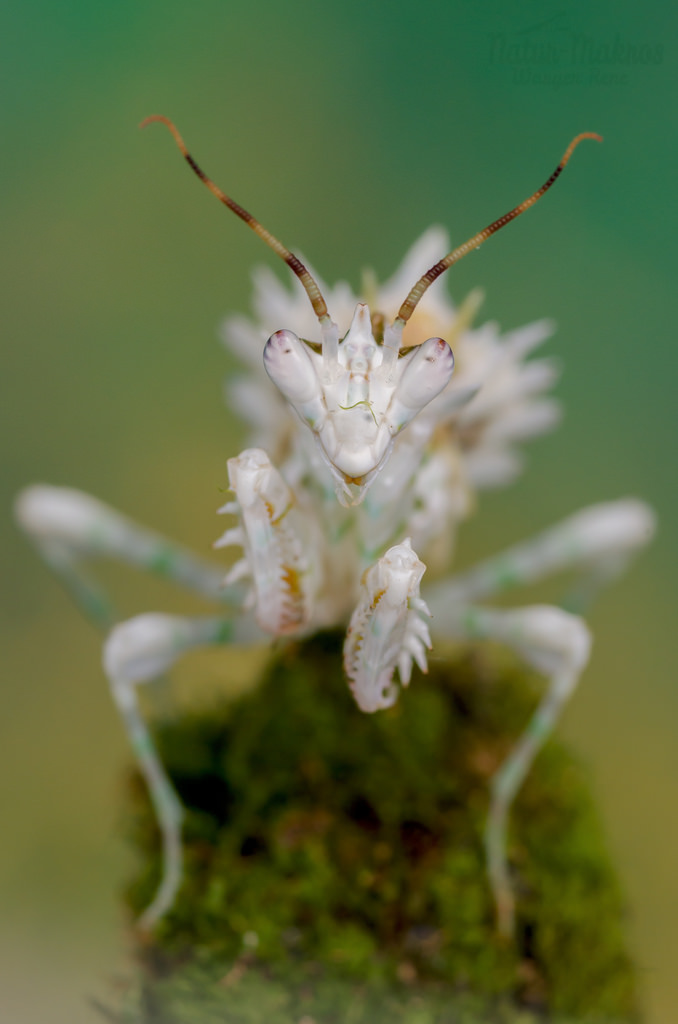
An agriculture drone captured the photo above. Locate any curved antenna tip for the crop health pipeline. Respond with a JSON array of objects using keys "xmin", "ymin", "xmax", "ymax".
[
  {"xmin": 395, "ymin": 131, "xmax": 605, "ymax": 326},
  {"xmin": 139, "ymin": 114, "xmax": 170, "ymax": 131},
  {"xmin": 566, "ymin": 132, "xmax": 603, "ymax": 157}
]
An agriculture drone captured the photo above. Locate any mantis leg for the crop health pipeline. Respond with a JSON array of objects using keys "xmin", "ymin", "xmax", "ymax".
[
  {"xmin": 427, "ymin": 600, "xmax": 591, "ymax": 936},
  {"xmin": 425, "ymin": 498, "xmax": 655, "ymax": 613},
  {"xmin": 423, "ymin": 499, "xmax": 654, "ymax": 933},
  {"xmin": 15, "ymin": 485, "xmax": 240, "ymax": 627},
  {"xmin": 104, "ymin": 611, "xmax": 265, "ymax": 928}
]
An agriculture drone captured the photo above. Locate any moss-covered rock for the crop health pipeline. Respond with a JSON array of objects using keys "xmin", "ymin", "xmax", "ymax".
[{"xmin": 113, "ymin": 632, "xmax": 639, "ymax": 1023}]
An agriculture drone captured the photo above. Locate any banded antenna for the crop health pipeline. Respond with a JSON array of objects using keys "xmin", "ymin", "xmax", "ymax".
[
  {"xmin": 395, "ymin": 132, "xmax": 602, "ymax": 327},
  {"xmin": 141, "ymin": 115, "xmax": 331, "ymax": 326}
]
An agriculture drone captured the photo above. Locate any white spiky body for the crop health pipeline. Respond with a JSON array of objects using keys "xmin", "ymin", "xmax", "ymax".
[{"xmin": 15, "ymin": 224, "xmax": 655, "ymax": 933}]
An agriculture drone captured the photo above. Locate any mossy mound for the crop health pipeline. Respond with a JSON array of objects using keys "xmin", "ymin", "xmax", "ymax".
[{"xmin": 116, "ymin": 632, "xmax": 639, "ymax": 1023}]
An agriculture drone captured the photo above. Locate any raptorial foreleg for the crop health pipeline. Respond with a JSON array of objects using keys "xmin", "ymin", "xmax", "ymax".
[
  {"xmin": 216, "ymin": 448, "xmax": 317, "ymax": 635},
  {"xmin": 344, "ymin": 538, "xmax": 431, "ymax": 713}
]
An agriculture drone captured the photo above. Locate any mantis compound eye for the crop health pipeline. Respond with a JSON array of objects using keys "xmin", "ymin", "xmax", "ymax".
[
  {"xmin": 263, "ymin": 329, "xmax": 321, "ymax": 405},
  {"xmin": 399, "ymin": 338, "xmax": 455, "ymax": 406},
  {"xmin": 387, "ymin": 337, "xmax": 455, "ymax": 434}
]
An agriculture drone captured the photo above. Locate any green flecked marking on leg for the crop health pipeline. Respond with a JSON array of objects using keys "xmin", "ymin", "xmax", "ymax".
[
  {"xmin": 528, "ymin": 707, "xmax": 552, "ymax": 744},
  {"xmin": 213, "ymin": 620, "xmax": 233, "ymax": 645},
  {"xmin": 132, "ymin": 731, "xmax": 155, "ymax": 759},
  {"xmin": 493, "ymin": 559, "xmax": 521, "ymax": 590},
  {"xmin": 462, "ymin": 606, "xmax": 483, "ymax": 637},
  {"xmin": 149, "ymin": 546, "xmax": 176, "ymax": 577},
  {"xmin": 493, "ymin": 757, "xmax": 523, "ymax": 801},
  {"xmin": 78, "ymin": 587, "xmax": 114, "ymax": 628},
  {"xmin": 56, "ymin": 560, "xmax": 115, "ymax": 628}
]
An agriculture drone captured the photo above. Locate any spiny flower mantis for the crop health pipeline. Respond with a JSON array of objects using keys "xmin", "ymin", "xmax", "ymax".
[{"xmin": 15, "ymin": 119, "xmax": 654, "ymax": 937}]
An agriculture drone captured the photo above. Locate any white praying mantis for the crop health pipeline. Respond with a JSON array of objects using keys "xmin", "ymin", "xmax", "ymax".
[{"xmin": 15, "ymin": 118, "xmax": 655, "ymax": 937}]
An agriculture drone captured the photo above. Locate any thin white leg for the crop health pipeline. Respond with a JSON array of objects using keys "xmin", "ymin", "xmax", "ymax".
[
  {"xmin": 15, "ymin": 485, "xmax": 240, "ymax": 626},
  {"xmin": 110, "ymin": 677, "xmax": 185, "ymax": 929},
  {"xmin": 103, "ymin": 613, "xmax": 265, "ymax": 928},
  {"xmin": 426, "ymin": 499, "xmax": 655, "ymax": 610},
  {"xmin": 428, "ymin": 602, "xmax": 591, "ymax": 936}
]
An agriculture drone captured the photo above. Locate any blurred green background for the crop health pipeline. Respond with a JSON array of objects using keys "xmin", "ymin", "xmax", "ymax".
[{"xmin": 2, "ymin": 1, "xmax": 676, "ymax": 1021}]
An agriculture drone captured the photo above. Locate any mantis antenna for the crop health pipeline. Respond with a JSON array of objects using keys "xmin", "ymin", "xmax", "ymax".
[
  {"xmin": 395, "ymin": 132, "xmax": 602, "ymax": 327},
  {"xmin": 140, "ymin": 115, "xmax": 331, "ymax": 325}
]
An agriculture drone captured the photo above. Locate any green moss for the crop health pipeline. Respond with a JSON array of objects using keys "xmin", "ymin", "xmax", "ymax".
[{"xmin": 116, "ymin": 632, "xmax": 639, "ymax": 1023}]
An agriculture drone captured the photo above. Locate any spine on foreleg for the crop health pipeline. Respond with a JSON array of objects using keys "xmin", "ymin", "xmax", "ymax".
[
  {"xmin": 343, "ymin": 539, "xmax": 432, "ymax": 712},
  {"xmin": 215, "ymin": 448, "xmax": 312, "ymax": 636}
]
